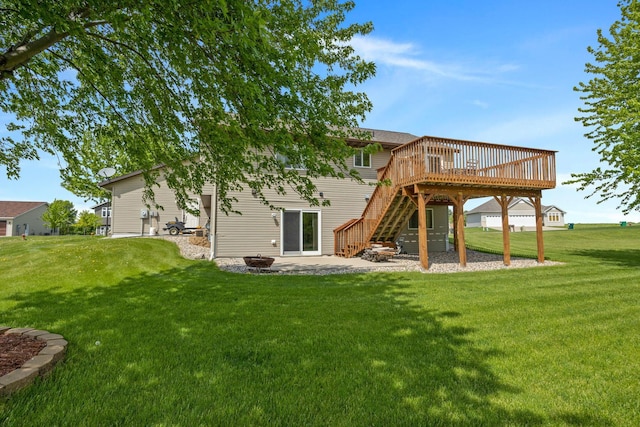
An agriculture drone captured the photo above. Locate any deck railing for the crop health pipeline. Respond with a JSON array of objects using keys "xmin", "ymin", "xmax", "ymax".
[
  {"xmin": 391, "ymin": 135, "xmax": 556, "ymax": 188},
  {"xmin": 334, "ymin": 136, "xmax": 556, "ymax": 256}
]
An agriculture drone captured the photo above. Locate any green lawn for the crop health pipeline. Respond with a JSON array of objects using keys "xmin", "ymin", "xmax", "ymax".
[{"xmin": 1, "ymin": 226, "xmax": 639, "ymax": 426}]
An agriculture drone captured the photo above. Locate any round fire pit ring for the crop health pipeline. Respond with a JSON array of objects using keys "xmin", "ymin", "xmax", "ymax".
[{"xmin": 243, "ymin": 255, "xmax": 275, "ymax": 272}]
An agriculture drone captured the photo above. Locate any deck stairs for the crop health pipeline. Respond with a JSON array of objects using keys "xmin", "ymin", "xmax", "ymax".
[
  {"xmin": 333, "ymin": 160, "xmax": 415, "ymax": 258},
  {"xmin": 334, "ymin": 135, "xmax": 557, "ymax": 258}
]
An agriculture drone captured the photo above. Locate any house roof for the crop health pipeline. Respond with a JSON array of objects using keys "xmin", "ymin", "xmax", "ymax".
[
  {"xmin": 466, "ymin": 198, "xmax": 506, "ymax": 214},
  {"xmin": 466, "ymin": 197, "xmax": 563, "ymax": 214},
  {"xmin": 0, "ymin": 201, "xmax": 48, "ymax": 218},
  {"xmin": 347, "ymin": 127, "xmax": 419, "ymax": 148},
  {"xmin": 100, "ymin": 126, "xmax": 421, "ymax": 187},
  {"xmin": 91, "ymin": 201, "xmax": 111, "ymax": 210}
]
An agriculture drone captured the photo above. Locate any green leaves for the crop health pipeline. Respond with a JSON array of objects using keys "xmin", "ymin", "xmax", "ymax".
[
  {"xmin": 571, "ymin": 0, "xmax": 640, "ymax": 213},
  {"xmin": 75, "ymin": 210, "xmax": 102, "ymax": 235},
  {"xmin": 42, "ymin": 199, "xmax": 77, "ymax": 235},
  {"xmin": 1, "ymin": 0, "xmax": 375, "ymax": 212}
]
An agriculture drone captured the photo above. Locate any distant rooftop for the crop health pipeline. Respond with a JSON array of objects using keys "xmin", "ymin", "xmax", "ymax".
[{"xmin": 0, "ymin": 201, "xmax": 48, "ymax": 218}]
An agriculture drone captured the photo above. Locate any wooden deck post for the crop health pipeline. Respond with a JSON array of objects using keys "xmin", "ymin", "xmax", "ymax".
[
  {"xmin": 455, "ymin": 192, "xmax": 467, "ymax": 267},
  {"xmin": 452, "ymin": 203, "xmax": 458, "ymax": 252},
  {"xmin": 530, "ymin": 195, "xmax": 545, "ymax": 263},
  {"xmin": 418, "ymin": 194, "xmax": 429, "ymax": 269},
  {"xmin": 495, "ymin": 194, "xmax": 513, "ymax": 266}
]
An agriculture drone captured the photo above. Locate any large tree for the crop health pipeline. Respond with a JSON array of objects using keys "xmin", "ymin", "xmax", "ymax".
[
  {"xmin": 0, "ymin": 1, "xmax": 375, "ymax": 212},
  {"xmin": 570, "ymin": 0, "xmax": 640, "ymax": 214}
]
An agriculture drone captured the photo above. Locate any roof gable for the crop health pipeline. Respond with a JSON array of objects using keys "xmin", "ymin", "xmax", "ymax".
[
  {"xmin": 542, "ymin": 205, "xmax": 566, "ymax": 214},
  {"xmin": 467, "ymin": 197, "xmax": 565, "ymax": 215},
  {"xmin": 0, "ymin": 201, "xmax": 48, "ymax": 218}
]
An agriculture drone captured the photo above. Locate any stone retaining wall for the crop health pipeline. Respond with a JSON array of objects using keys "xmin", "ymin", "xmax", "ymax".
[{"xmin": 0, "ymin": 327, "xmax": 67, "ymax": 399}]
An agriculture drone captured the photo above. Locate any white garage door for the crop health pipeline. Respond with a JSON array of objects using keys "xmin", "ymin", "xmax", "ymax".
[
  {"xmin": 485, "ymin": 216, "xmax": 502, "ymax": 228},
  {"xmin": 484, "ymin": 215, "xmax": 536, "ymax": 228},
  {"xmin": 509, "ymin": 215, "xmax": 536, "ymax": 227}
]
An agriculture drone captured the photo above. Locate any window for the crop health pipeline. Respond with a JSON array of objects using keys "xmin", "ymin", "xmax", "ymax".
[
  {"xmin": 276, "ymin": 153, "xmax": 306, "ymax": 170},
  {"xmin": 548, "ymin": 213, "xmax": 560, "ymax": 222},
  {"xmin": 408, "ymin": 208, "xmax": 434, "ymax": 230},
  {"xmin": 354, "ymin": 149, "xmax": 371, "ymax": 168},
  {"xmin": 101, "ymin": 207, "xmax": 112, "ymax": 218}
]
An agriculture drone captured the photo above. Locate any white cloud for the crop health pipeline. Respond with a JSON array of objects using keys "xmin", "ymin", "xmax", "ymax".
[
  {"xmin": 350, "ymin": 35, "xmax": 518, "ymax": 83},
  {"xmin": 472, "ymin": 99, "xmax": 490, "ymax": 109}
]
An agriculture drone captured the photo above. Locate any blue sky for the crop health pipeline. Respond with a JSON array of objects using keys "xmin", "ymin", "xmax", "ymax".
[{"xmin": 1, "ymin": 1, "xmax": 637, "ymax": 223}]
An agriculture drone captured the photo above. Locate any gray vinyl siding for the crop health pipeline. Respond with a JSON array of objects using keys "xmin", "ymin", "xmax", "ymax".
[
  {"xmin": 465, "ymin": 212, "xmax": 482, "ymax": 228},
  {"xmin": 111, "ymin": 174, "xmax": 204, "ymax": 236},
  {"xmin": 397, "ymin": 205, "xmax": 449, "ymax": 254},
  {"xmin": 11, "ymin": 205, "xmax": 50, "ymax": 236},
  {"xmin": 213, "ymin": 176, "xmax": 371, "ymax": 257},
  {"xmin": 351, "ymin": 150, "xmax": 392, "ymax": 180},
  {"xmin": 106, "ymin": 144, "xmax": 463, "ymax": 255}
]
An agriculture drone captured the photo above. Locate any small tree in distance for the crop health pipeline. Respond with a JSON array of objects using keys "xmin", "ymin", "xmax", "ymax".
[
  {"xmin": 75, "ymin": 210, "xmax": 102, "ymax": 235},
  {"xmin": 42, "ymin": 199, "xmax": 77, "ymax": 235}
]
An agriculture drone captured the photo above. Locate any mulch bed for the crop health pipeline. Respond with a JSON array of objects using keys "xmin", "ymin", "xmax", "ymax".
[{"xmin": 0, "ymin": 334, "xmax": 47, "ymax": 377}]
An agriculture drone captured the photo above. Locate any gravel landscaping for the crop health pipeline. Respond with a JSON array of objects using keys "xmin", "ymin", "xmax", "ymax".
[{"xmin": 160, "ymin": 235, "xmax": 561, "ymax": 274}]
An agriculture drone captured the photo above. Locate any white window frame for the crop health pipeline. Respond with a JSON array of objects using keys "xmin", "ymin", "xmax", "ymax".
[
  {"xmin": 276, "ymin": 153, "xmax": 307, "ymax": 170},
  {"xmin": 101, "ymin": 207, "xmax": 112, "ymax": 218},
  {"xmin": 280, "ymin": 209, "xmax": 322, "ymax": 256},
  {"xmin": 408, "ymin": 208, "xmax": 434, "ymax": 230},
  {"xmin": 354, "ymin": 149, "xmax": 372, "ymax": 168}
]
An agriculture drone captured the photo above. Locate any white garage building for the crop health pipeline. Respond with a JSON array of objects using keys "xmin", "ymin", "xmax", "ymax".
[{"xmin": 466, "ymin": 197, "xmax": 566, "ymax": 229}]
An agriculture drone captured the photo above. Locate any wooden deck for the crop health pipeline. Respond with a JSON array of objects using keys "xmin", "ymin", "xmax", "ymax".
[{"xmin": 334, "ymin": 135, "xmax": 556, "ymax": 264}]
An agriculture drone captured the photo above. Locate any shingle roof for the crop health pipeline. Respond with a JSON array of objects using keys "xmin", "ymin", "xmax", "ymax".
[
  {"xmin": 0, "ymin": 201, "xmax": 48, "ymax": 218},
  {"xmin": 352, "ymin": 127, "xmax": 419, "ymax": 145},
  {"xmin": 466, "ymin": 197, "xmax": 560, "ymax": 214},
  {"xmin": 100, "ymin": 126, "xmax": 421, "ymax": 186},
  {"xmin": 466, "ymin": 198, "xmax": 502, "ymax": 214}
]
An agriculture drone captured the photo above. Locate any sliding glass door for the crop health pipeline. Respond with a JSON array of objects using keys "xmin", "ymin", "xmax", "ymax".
[{"xmin": 282, "ymin": 210, "xmax": 321, "ymax": 255}]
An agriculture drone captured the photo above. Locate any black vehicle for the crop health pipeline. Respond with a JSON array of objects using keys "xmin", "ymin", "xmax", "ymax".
[{"xmin": 163, "ymin": 217, "xmax": 199, "ymax": 235}]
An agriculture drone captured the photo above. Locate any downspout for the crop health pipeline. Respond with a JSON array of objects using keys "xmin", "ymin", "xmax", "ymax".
[
  {"xmin": 209, "ymin": 183, "xmax": 218, "ymax": 261},
  {"xmin": 109, "ymin": 185, "xmax": 114, "ymax": 237}
]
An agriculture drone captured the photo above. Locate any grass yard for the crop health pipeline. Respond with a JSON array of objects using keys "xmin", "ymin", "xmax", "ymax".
[{"xmin": 1, "ymin": 225, "xmax": 639, "ymax": 426}]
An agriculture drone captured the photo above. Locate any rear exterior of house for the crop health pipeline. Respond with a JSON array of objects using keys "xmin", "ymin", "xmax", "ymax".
[
  {"xmin": 0, "ymin": 201, "xmax": 50, "ymax": 236},
  {"xmin": 101, "ymin": 128, "xmax": 450, "ymax": 257}
]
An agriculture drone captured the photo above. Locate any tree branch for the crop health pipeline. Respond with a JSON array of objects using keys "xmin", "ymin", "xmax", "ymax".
[
  {"xmin": 47, "ymin": 50, "xmax": 136, "ymax": 135},
  {"xmin": 83, "ymin": 30, "xmax": 191, "ymax": 116},
  {"xmin": 0, "ymin": 16, "xmax": 109, "ymax": 80}
]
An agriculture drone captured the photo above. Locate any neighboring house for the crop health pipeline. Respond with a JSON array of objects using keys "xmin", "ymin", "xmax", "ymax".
[
  {"xmin": 100, "ymin": 127, "xmax": 557, "ymax": 267},
  {"xmin": 466, "ymin": 197, "xmax": 566, "ymax": 229},
  {"xmin": 0, "ymin": 201, "xmax": 50, "ymax": 236},
  {"xmin": 92, "ymin": 201, "xmax": 112, "ymax": 236}
]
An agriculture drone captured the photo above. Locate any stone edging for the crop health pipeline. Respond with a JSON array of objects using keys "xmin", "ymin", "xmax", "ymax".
[{"xmin": 0, "ymin": 326, "xmax": 67, "ymax": 399}]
